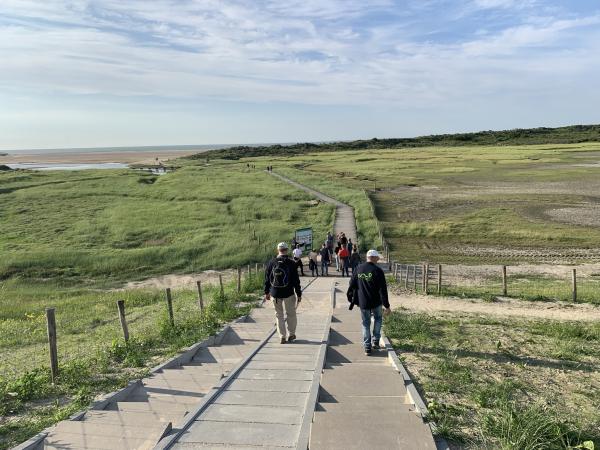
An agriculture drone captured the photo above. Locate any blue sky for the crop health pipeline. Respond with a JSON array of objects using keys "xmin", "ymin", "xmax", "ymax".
[{"xmin": 1, "ymin": 0, "xmax": 600, "ymax": 150}]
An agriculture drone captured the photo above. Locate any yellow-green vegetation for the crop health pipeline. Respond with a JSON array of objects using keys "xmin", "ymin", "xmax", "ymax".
[
  {"xmin": 384, "ymin": 308, "xmax": 600, "ymax": 449},
  {"xmin": 233, "ymin": 143, "xmax": 600, "ymax": 265},
  {"xmin": 0, "ymin": 163, "xmax": 333, "ymax": 283},
  {"xmin": 0, "ymin": 160, "xmax": 334, "ymax": 448},
  {"xmin": 0, "ymin": 274, "xmax": 262, "ymax": 450}
]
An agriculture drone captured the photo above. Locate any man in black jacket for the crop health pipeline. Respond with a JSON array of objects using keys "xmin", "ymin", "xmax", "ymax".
[
  {"xmin": 264, "ymin": 242, "xmax": 302, "ymax": 344},
  {"xmin": 347, "ymin": 249, "xmax": 391, "ymax": 355}
]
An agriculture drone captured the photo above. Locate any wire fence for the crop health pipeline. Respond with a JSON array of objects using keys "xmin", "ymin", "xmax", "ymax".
[{"xmin": 388, "ymin": 262, "xmax": 600, "ymax": 305}]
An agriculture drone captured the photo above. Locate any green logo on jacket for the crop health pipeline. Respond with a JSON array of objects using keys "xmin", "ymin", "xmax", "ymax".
[{"xmin": 358, "ymin": 272, "xmax": 373, "ymax": 282}]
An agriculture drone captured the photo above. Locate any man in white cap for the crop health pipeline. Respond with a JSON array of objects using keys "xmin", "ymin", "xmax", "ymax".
[
  {"xmin": 347, "ymin": 249, "xmax": 391, "ymax": 355},
  {"xmin": 264, "ymin": 242, "xmax": 302, "ymax": 344}
]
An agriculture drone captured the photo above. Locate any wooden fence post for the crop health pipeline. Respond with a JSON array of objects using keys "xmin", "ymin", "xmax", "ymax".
[
  {"xmin": 404, "ymin": 266, "xmax": 409, "ymax": 289},
  {"xmin": 421, "ymin": 264, "xmax": 426, "ymax": 290},
  {"xmin": 219, "ymin": 274, "xmax": 224, "ymax": 296},
  {"xmin": 423, "ymin": 264, "xmax": 429, "ymax": 295},
  {"xmin": 247, "ymin": 264, "xmax": 251, "ymax": 277},
  {"xmin": 502, "ymin": 265, "xmax": 507, "ymax": 296},
  {"xmin": 46, "ymin": 308, "xmax": 59, "ymax": 383},
  {"xmin": 572, "ymin": 269, "xmax": 577, "ymax": 302},
  {"xmin": 437, "ymin": 264, "xmax": 442, "ymax": 295},
  {"xmin": 413, "ymin": 265, "xmax": 417, "ymax": 291},
  {"xmin": 165, "ymin": 288, "xmax": 174, "ymax": 326},
  {"xmin": 255, "ymin": 262, "xmax": 259, "ymax": 273},
  {"xmin": 393, "ymin": 263, "xmax": 398, "ymax": 280},
  {"xmin": 117, "ymin": 300, "xmax": 129, "ymax": 343},
  {"xmin": 237, "ymin": 267, "xmax": 242, "ymax": 293},
  {"xmin": 398, "ymin": 264, "xmax": 403, "ymax": 284},
  {"xmin": 196, "ymin": 281, "xmax": 204, "ymax": 311}
]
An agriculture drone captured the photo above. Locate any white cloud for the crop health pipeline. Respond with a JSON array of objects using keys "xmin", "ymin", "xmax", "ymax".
[{"xmin": 0, "ymin": 0, "xmax": 599, "ymax": 148}]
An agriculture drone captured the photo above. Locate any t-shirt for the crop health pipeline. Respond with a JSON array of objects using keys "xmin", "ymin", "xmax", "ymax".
[
  {"xmin": 309, "ymin": 251, "xmax": 319, "ymax": 262},
  {"xmin": 338, "ymin": 247, "xmax": 350, "ymax": 259},
  {"xmin": 292, "ymin": 248, "xmax": 302, "ymax": 258}
]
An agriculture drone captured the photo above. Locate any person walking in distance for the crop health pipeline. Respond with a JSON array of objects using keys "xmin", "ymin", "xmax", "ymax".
[
  {"xmin": 347, "ymin": 250, "xmax": 391, "ymax": 355},
  {"xmin": 338, "ymin": 243, "xmax": 350, "ymax": 277},
  {"xmin": 320, "ymin": 243, "xmax": 331, "ymax": 276},
  {"xmin": 292, "ymin": 244, "xmax": 305, "ymax": 276},
  {"xmin": 308, "ymin": 248, "xmax": 320, "ymax": 277},
  {"xmin": 334, "ymin": 241, "xmax": 341, "ymax": 271},
  {"xmin": 264, "ymin": 242, "xmax": 302, "ymax": 343},
  {"xmin": 350, "ymin": 244, "xmax": 361, "ymax": 274}
]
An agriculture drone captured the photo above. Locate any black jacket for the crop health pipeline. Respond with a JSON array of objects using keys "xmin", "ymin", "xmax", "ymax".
[
  {"xmin": 347, "ymin": 262, "xmax": 390, "ymax": 309},
  {"xmin": 264, "ymin": 255, "xmax": 302, "ymax": 298}
]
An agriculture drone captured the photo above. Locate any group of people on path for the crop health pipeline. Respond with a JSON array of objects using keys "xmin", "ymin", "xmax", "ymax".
[
  {"xmin": 264, "ymin": 241, "xmax": 390, "ymax": 355},
  {"xmin": 291, "ymin": 231, "xmax": 361, "ymax": 278}
]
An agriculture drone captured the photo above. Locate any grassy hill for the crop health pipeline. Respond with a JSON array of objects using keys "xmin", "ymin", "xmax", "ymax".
[{"xmin": 190, "ymin": 124, "xmax": 600, "ymax": 160}]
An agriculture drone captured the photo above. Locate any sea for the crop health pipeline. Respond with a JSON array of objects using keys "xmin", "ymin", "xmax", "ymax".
[{"xmin": 1, "ymin": 143, "xmax": 265, "ymax": 171}]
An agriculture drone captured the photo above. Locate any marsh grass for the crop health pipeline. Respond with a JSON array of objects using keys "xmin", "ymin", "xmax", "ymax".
[{"xmin": 384, "ymin": 311, "xmax": 600, "ymax": 449}]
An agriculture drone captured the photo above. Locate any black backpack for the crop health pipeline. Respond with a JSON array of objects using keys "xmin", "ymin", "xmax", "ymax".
[{"xmin": 270, "ymin": 257, "xmax": 290, "ymax": 288}]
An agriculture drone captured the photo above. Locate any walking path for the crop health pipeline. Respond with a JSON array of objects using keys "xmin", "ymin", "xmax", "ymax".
[
  {"xmin": 166, "ymin": 276, "xmax": 333, "ymax": 449},
  {"xmin": 268, "ymin": 171, "xmax": 357, "ymax": 244},
  {"xmin": 309, "ymin": 278, "xmax": 437, "ymax": 450}
]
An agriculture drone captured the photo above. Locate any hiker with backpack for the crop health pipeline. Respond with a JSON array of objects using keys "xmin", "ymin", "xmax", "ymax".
[
  {"xmin": 346, "ymin": 249, "xmax": 391, "ymax": 355},
  {"xmin": 264, "ymin": 242, "xmax": 302, "ymax": 344}
]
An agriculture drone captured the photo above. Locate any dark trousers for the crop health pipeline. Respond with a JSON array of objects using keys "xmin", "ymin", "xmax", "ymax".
[{"xmin": 294, "ymin": 258, "xmax": 304, "ymax": 276}]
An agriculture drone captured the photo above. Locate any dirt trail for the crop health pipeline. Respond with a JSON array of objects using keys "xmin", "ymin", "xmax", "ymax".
[{"xmin": 390, "ymin": 292, "xmax": 600, "ymax": 321}]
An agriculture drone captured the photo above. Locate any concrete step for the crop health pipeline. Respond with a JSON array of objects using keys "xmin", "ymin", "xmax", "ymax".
[
  {"xmin": 310, "ymin": 403, "xmax": 436, "ymax": 450},
  {"xmin": 326, "ymin": 344, "xmax": 389, "ymax": 363},
  {"xmin": 319, "ymin": 364, "xmax": 407, "ymax": 400},
  {"xmin": 214, "ymin": 390, "xmax": 308, "ymax": 408},
  {"xmin": 126, "ymin": 385, "xmax": 205, "ymax": 405},
  {"xmin": 146, "ymin": 371, "xmax": 223, "ymax": 385},
  {"xmin": 192, "ymin": 345, "xmax": 253, "ymax": 364},
  {"xmin": 113, "ymin": 399, "xmax": 191, "ymax": 414},
  {"xmin": 44, "ymin": 420, "xmax": 170, "ymax": 450},
  {"xmin": 83, "ymin": 409, "xmax": 174, "ymax": 426}
]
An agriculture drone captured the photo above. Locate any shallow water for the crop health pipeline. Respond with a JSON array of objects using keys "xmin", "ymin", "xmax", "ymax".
[{"xmin": 7, "ymin": 162, "xmax": 129, "ymax": 171}]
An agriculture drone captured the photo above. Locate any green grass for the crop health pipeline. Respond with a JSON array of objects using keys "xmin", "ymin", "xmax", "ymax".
[
  {"xmin": 0, "ymin": 273, "xmax": 263, "ymax": 450},
  {"xmin": 0, "ymin": 163, "xmax": 333, "ymax": 284},
  {"xmin": 227, "ymin": 142, "xmax": 600, "ymax": 264},
  {"xmin": 0, "ymin": 160, "xmax": 334, "ymax": 448},
  {"xmin": 384, "ymin": 310, "xmax": 600, "ymax": 449}
]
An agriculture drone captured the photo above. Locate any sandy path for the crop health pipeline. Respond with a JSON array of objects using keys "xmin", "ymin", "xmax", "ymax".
[
  {"xmin": 389, "ymin": 292, "xmax": 600, "ymax": 322},
  {"xmin": 122, "ymin": 269, "xmax": 240, "ymax": 291}
]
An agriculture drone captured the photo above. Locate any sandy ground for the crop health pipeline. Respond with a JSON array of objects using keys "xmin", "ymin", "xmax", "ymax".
[
  {"xmin": 0, "ymin": 150, "xmax": 195, "ymax": 165},
  {"xmin": 122, "ymin": 269, "xmax": 241, "ymax": 290},
  {"xmin": 389, "ymin": 292, "xmax": 600, "ymax": 321}
]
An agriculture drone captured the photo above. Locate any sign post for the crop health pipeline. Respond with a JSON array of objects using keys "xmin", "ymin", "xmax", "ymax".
[{"xmin": 294, "ymin": 227, "xmax": 313, "ymax": 251}]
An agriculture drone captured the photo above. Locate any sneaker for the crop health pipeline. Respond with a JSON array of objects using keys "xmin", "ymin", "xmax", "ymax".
[
  {"xmin": 372, "ymin": 341, "xmax": 381, "ymax": 350},
  {"xmin": 364, "ymin": 348, "xmax": 372, "ymax": 355},
  {"xmin": 288, "ymin": 334, "xmax": 296, "ymax": 343},
  {"xmin": 280, "ymin": 337, "xmax": 287, "ymax": 344}
]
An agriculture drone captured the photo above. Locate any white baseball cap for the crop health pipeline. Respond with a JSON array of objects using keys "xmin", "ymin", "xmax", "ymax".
[
  {"xmin": 366, "ymin": 249, "xmax": 380, "ymax": 258},
  {"xmin": 277, "ymin": 242, "xmax": 289, "ymax": 250}
]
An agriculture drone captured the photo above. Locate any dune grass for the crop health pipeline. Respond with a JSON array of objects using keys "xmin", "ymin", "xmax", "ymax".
[
  {"xmin": 0, "ymin": 273, "xmax": 264, "ymax": 450},
  {"xmin": 384, "ymin": 309, "xmax": 600, "ymax": 449},
  {"xmin": 0, "ymin": 163, "xmax": 333, "ymax": 284}
]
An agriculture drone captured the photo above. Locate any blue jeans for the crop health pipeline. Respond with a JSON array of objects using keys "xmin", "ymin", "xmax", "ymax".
[
  {"xmin": 361, "ymin": 305, "xmax": 383, "ymax": 350},
  {"xmin": 321, "ymin": 261, "xmax": 329, "ymax": 275}
]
